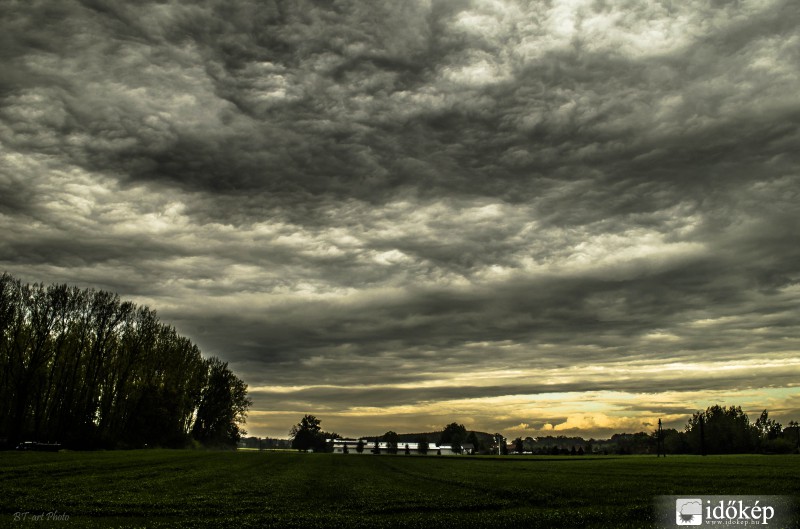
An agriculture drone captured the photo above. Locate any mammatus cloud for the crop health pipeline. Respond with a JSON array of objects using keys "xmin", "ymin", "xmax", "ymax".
[{"xmin": 1, "ymin": 0, "xmax": 798, "ymax": 437}]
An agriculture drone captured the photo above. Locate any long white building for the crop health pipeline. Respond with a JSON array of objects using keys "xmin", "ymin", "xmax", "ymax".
[{"xmin": 330, "ymin": 439, "xmax": 474, "ymax": 455}]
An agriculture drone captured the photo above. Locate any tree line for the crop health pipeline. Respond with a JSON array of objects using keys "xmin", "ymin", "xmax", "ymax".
[
  {"xmin": 508, "ymin": 406, "xmax": 799, "ymax": 456},
  {"xmin": 0, "ymin": 273, "xmax": 251, "ymax": 450},
  {"xmin": 661, "ymin": 405, "xmax": 798, "ymax": 455},
  {"xmin": 290, "ymin": 406, "xmax": 799, "ymax": 456}
]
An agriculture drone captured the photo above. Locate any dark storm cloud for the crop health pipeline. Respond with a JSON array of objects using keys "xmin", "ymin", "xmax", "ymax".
[
  {"xmin": 2, "ymin": 0, "xmax": 448, "ymax": 201},
  {"xmin": 2, "ymin": 0, "xmax": 799, "ymax": 436},
  {"xmin": 3, "ymin": 0, "xmax": 798, "ymax": 217},
  {"xmin": 181, "ymin": 237, "xmax": 800, "ymax": 394}
]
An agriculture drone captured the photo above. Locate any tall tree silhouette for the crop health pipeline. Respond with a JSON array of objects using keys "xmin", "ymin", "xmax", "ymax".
[
  {"xmin": 0, "ymin": 274, "xmax": 250, "ymax": 449},
  {"xmin": 290, "ymin": 414, "xmax": 324, "ymax": 451}
]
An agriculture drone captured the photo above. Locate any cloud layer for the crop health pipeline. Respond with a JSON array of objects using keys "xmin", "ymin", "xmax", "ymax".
[{"xmin": 2, "ymin": 0, "xmax": 799, "ymax": 438}]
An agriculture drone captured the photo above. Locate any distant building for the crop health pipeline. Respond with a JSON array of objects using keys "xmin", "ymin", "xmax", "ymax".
[{"xmin": 330, "ymin": 439, "xmax": 474, "ymax": 455}]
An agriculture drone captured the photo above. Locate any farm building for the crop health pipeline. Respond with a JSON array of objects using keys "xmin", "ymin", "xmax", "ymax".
[{"xmin": 330, "ymin": 439, "xmax": 474, "ymax": 455}]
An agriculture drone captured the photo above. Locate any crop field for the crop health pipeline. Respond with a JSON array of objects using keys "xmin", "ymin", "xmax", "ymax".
[{"xmin": 1, "ymin": 450, "xmax": 798, "ymax": 528}]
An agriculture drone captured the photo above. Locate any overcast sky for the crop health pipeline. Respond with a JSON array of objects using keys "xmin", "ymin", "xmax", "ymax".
[{"xmin": 2, "ymin": 0, "xmax": 799, "ymax": 439}]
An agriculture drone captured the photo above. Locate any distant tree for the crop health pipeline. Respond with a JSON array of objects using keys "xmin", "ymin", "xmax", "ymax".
[
  {"xmin": 514, "ymin": 437, "xmax": 524, "ymax": 454},
  {"xmin": 342, "ymin": 442, "xmax": 349, "ymax": 454},
  {"xmin": 192, "ymin": 357, "xmax": 252, "ymax": 447},
  {"xmin": 384, "ymin": 431, "xmax": 399, "ymax": 454},
  {"xmin": 404, "ymin": 443, "xmax": 410, "ymax": 455},
  {"xmin": 781, "ymin": 421, "xmax": 800, "ymax": 453},
  {"xmin": 685, "ymin": 405, "xmax": 757, "ymax": 454},
  {"xmin": 441, "ymin": 423, "xmax": 467, "ymax": 453},
  {"xmin": 325, "ymin": 432, "xmax": 341, "ymax": 453},
  {"xmin": 663, "ymin": 429, "xmax": 689, "ymax": 454},
  {"xmin": 577, "ymin": 446, "xmax": 585, "ymax": 456},
  {"xmin": 755, "ymin": 410, "xmax": 782, "ymax": 442},
  {"xmin": 611, "ymin": 432, "xmax": 654, "ymax": 455},
  {"xmin": 753, "ymin": 410, "xmax": 794, "ymax": 453},
  {"xmin": 290, "ymin": 415, "xmax": 323, "ymax": 452},
  {"xmin": 372, "ymin": 439, "xmax": 380, "ymax": 455},
  {"xmin": 550, "ymin": 445, "xmax": 560, "ymax": 456},
  {"xmin": 356, "ymin": 439, "xmax": 365, "ymax": 454},
  {"xmin": 570, "ymin": 446, "xmax": 577, "ymax": 456},
  {"xmin": 466, "ymin": 431, "xmax": 482, "ymax": 453},
  {"xmin": 523, "ymin": 436, "xmax": 535, "ymax": 453},
  {"xmin": 416, "ymin": 436, "xmax": 429, "ymax": 455}
]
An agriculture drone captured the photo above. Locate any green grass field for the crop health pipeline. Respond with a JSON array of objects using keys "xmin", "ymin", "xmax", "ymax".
[{"xmin": 1, "ymin": 450, "xmax": 797, "ymax": 528}]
